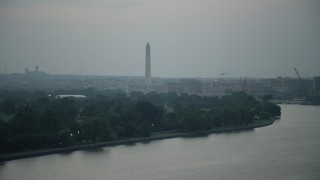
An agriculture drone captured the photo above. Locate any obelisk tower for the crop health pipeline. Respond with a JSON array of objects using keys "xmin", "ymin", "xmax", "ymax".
[{"xmin": 145, "ymin": 42, "xmax": 151, "ymax": 84}]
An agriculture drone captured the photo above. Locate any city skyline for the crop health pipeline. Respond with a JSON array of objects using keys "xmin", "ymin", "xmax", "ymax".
[{"xmin": 0, "ymin": 0, "xmax": 319, "ymax": 78}]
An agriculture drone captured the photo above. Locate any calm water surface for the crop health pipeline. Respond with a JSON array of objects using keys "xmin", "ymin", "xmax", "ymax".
[{"xmin": 1, "ymin": 105, "xmax": 320, "ymax": 180}]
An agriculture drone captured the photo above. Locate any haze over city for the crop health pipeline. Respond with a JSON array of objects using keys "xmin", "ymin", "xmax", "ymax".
[
  {"xmin": 0, "ymin": 0, "xmax": 319, "ymax": 78},
  {"xmin": 2, "ymin": 1, "xmax": 320, "ymax": 179}
]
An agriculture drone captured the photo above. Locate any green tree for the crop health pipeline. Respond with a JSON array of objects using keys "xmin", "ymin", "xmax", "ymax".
[
  {"xmin": 262, "ymin": 101, "xmax": 281, "ymax": 116},
  {"xmin": 123, "ymin": 123, "xmax": 136, "ymax": 137},
  {"xmin": 259, "ymin": 111, "xmax": 271, "ymax": 120},
  {"xmin": 135, "ymin": 101, "xmax": 162, "ymax": 121},
  {"xmin": 80, "ymin": 117, "xmax": 111, "ymax": 142},
  {"xmin": 39, "ymin": 107, "xmax": 61, "ymax": 133},
  {"xmin": 3, "ymin": 98, "xmax": 16, "ymax": 115},
  {"xmin": 57, "ymin": 128, "xmax": 74, "ymax": 147},
  {"xmin": 0, "ymin": 120, "xmax": 10, "ymax": 152},
  {"xmin": 10, "ymin": 106, "xmax": 35, "ymax": 134},
  {"xmin": 139, "ymin": 120, "xmax": 151, "ymax": 137},
  {"xmin": 81, "ymin": 103, "xmax": 103, "ymax": 117}
]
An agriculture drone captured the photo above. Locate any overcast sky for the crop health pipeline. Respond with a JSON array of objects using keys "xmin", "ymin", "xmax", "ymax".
[{"xmin": 0, "ymin": 0, "xmax": 319, "ymax": 78}]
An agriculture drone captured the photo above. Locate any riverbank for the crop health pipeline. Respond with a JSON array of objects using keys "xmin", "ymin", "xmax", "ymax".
[{"xmin": 0, "ymin": 118, "xmax": 275, "ymax": 162}]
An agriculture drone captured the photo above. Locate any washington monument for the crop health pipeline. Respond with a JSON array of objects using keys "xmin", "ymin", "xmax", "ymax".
[{"xmin": 145, "ymin": 42, "xmax": 151, "ymax": 84}]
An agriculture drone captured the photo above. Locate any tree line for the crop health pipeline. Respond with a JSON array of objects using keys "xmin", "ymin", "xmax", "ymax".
[{"xmin": 0, "ymin": 89, "xmax": 280, "ymax": 153}]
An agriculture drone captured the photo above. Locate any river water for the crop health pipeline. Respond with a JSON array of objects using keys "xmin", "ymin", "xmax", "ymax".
[{"xmin": 0, "ymin": 105, "xmax": 320, "ymax": 180}]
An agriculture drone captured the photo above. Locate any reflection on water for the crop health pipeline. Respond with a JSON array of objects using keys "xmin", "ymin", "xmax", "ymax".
[
  {"xmin": 141, "ymin": 140, "xmax": 152, "ymax": 144},
  {"xmin": 57, "ymin": 151, "xmax": 73, "ymax": 156},
  {"xmin": 123, "ymin": 142, "xmax": 137, "ymax": 146},
  {"xmin": 83, "ymin": 147, "xmax": 105, "ymax": 153},
  {"xmin": 0, "ymin": 105, "xmax": 319, "ymax": 180},
  {"xmin": 182, "ymin": 133, "xmax": 210, "ymax": 139},
  {"xmin": 217, "ymin": 128, "xmax": 255, "ymax": 134}
]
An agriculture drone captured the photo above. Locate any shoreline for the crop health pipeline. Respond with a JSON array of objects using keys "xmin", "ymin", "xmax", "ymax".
[{"xmin": 0, "ymin": 119, "xmax": 275, "ymax": 162}]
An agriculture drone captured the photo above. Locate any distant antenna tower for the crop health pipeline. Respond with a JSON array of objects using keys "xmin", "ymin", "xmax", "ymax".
[
  {"xmin": 81, "ymin": 59, "xmax": 83, "ymax": 76},
  {"xmin": 85, "ymin": 61, "xmax": 88, "ymax": 76},
  {"xmin": 4, "ymin": 60, "xmax": 7, "ymax": 74}
]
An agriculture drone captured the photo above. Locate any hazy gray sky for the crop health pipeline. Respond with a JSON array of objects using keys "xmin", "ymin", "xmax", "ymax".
[{"xmin": 0, "ymin": 0, "xmax": 319, "ymax": 78}]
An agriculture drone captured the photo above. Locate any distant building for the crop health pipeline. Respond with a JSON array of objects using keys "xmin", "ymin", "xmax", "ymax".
[
  {"xmin": 25, "ymin": 66, "xmax": 45, "ymax": 75},
  {"xmin": 163, "ymin": 79, "xmax": 202, "ymax": 94},
  {"xmin": 314, "ymin": 76, "xmax": 320, "ymax": 93},
  {"xmin": 180, "ymin": 79, "xmax": 202, "ymax": 94},
  {"xmin": 164, "ymin": 82, "xmax": 183, "ymax": 93},
  {"xmin": 145, "ymin": 42, "xmax": 151, "ymax": 84}
]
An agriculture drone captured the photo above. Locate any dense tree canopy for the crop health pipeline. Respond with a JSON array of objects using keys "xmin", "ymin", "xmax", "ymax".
[{"xmin": 0, "ymin": 89, "xmax": 280, "ymax": 153}]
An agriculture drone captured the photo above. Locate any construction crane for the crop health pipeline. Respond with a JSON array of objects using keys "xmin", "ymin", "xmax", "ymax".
[
  {"xmin": 219, "ymin": 72, "xmax": 230, "ymax": 79},
  {"xmin": 294, "ymin": 67, "xmax": 308, "ymax": 94}
]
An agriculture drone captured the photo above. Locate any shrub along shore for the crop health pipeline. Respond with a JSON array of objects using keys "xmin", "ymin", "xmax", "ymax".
[{"xmin": 0, "ymin": 118, "xmax": 275, "ymax": 162}]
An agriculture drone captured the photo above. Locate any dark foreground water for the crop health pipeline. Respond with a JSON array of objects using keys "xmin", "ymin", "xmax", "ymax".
[{"xmin": 1, "ymin": 105, "xmax": 320, "ymax": 180}]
